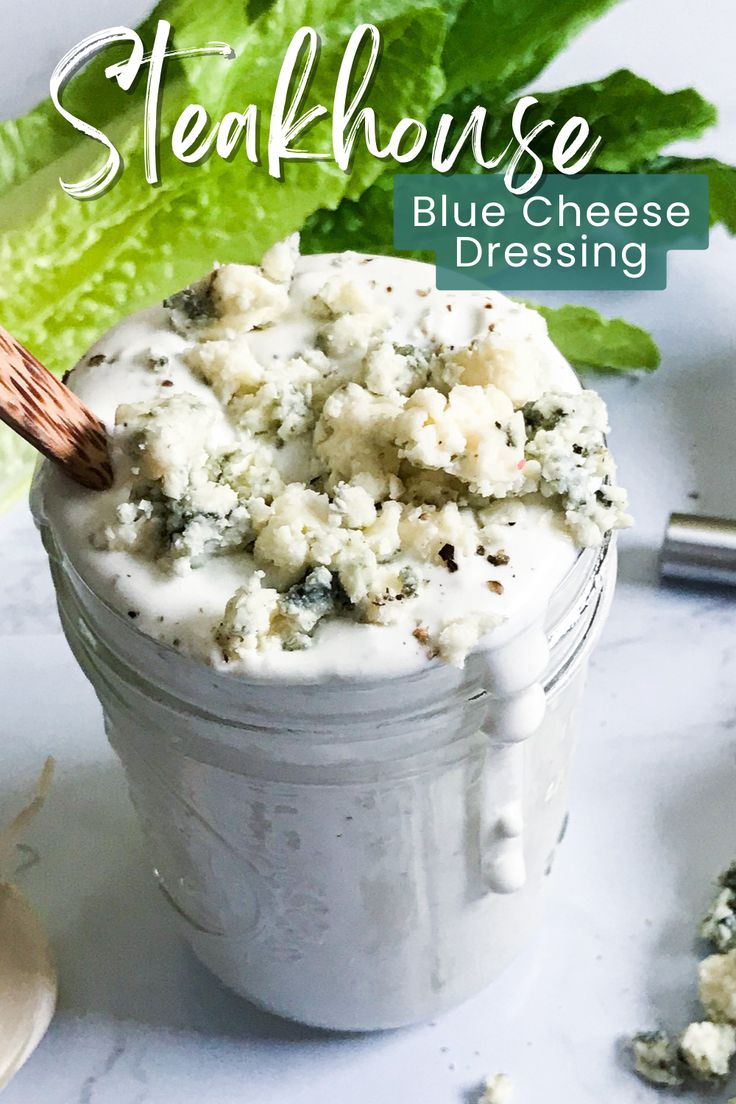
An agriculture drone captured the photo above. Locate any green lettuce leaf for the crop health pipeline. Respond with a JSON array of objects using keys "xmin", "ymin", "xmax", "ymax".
[
  {"xmin": 0, "ymin": 4, "xmax": 187, "ymax": 198},
  {"xmin": 494, "ymin": 70, "xmax": 717, "ymax": 173},
  {"xmin": 644, "ymin": 156, "xmax": 736, "ymax": 233},
  {"xmin": 531, "ymin": 303, "xmax": 660, "ymax": 372},
  {"xmin": 0, "ymin": 0, "xmax": 446, "ymax": 376},
  {"xmin": 441, "ymin": 0, "xmax": 623, "ymax": 100}
]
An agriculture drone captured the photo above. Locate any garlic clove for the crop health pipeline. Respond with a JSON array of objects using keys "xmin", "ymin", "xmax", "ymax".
[{"xmin": 0, "ymin": 881, "xmax": 57, "ymax": 1090}]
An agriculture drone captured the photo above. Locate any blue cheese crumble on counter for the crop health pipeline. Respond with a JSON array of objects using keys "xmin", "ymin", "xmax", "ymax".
[
  {"xmin": 632, "ymin": 861, "xmax": 736, "ymax": 1089},
  {"xmin": 680, "ymin": 1021, "xmax": 736, "ymax": 1079},
  {"xmin": 702, "ymin": 863, "xmax": 736, "ymax": 952},
  {"xmin": 41, "ymin": 239, "xmax": 629, "ymax": 675},
  {"xmin": 478, "ymin": 1074, "xmax": 514, "ymax": 1104}
]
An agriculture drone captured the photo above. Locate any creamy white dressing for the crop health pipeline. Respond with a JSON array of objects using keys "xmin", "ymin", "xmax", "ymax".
[{"xmin": 39, "ymin": 252, "xmax": 581, "ymax": 682}]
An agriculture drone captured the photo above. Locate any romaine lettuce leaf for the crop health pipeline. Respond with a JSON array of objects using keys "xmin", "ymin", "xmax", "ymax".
[
  {"xmin": 530, "ymin": 303, "xmax": 660, "ymax": 372},
  {"xmin": 0, "ymin": 0, "xmax": 446, "ymax": 375},
  {"xmin": 492, "ymin": 70, "xmax": 717, "ymax": 172},
  {"xmin": 645, "ymin": 156, "xmax": 736, "ymax": 233},
  {"xmin": 0, "ymin": 3, "xmax": 188, "ymax": 198},
  {"xmin": 441, "ymin": 0, "xmax": 623, "ymax": 100}
]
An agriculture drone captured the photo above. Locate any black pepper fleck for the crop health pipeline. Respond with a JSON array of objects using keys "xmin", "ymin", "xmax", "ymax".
[
  {"xmin": 487, "ymin": 549, "xmax": 510, "ymax": 567},
  {"xmin": 438, "ymin": 543, "xmax": 459, "ymax": 573}
]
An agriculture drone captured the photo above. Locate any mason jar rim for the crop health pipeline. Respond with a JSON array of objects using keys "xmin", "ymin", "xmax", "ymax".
[{"xmin": 34, "ymin": 513, "xmax": 613, "ymax": 766}]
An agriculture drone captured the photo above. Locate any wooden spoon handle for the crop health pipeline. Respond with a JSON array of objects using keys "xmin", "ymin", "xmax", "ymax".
[{"xmin": 0, "ymin": 325, "xmax": 112, "ymax": 491}]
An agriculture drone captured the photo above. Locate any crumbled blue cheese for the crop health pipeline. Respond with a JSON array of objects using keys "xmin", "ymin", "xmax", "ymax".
[
  {"xmin": 185, "ymin": 336, "xmax": 265, "ymax": 404},
  {"xmin": 331, "ymin": 482, "xmax": 377, "ymax": 529},
  {"xmin": 702, "ymin": 864, "xmax": 736, "ymax": 952},
  {"xmin": 632, "ymin": 861, "xmax": 736, "ymax": 1092},
  {"xmin": 94, "ymin": 497, "xmax": 157, "ymax": 556},
  {"xmin": 216, "ymin": 572, "xmax": 280, "ymax": 656},
  {"xmin": 702, "ymin": 888, "xmax": 736, "ymax": 952},
  {"xmin": 437, "ymin": 613, "xmax": 501, "ymax": 667},
  {"xmin": 679, "ymin": 1020, "xmax": 736, "ymax": 1079},
  {"xmin": 700, "ymin": 950, "xmax": 736, "ymax": 1022},
  {"xmin": 441, "ymin": 306, "xmax": 549, "ymax": 405},
  {"xmin": 399, "ymin": 503, "xmax": 482, "ymax": 560},
  {"xmin": 312, "ymin": 272, "xmax": 389, "ymax": 358},
  {"xmin": 364, "ymin": 342, "xmax": 429, "ymax": 398},
  {"xmin": 314, "ymin": 272, "xmax": 377, "ymax": 317},
  {"xmin": 314, "ymin": 383, "xmax": 403, "ymax": 499},
  {"xmin": 217, "ymin": 566, "xmax": 344, "ymax": 656},
  {"xmin": 478, "ymin": 1073, "xmax": 514, "ymax": 1104},
  {"xmin": 260, "ymin": 233, "xmax": 300, "ymax": 284},
  {"xmin": 631, "ymin": 1031, "xmax": 684, "ymax": 1087},
  {"xmin": 523, "ymin": 391, "xmax": 631, "ymax": 546},
  {"xmin": 96, "ymin": 236, "xmax": 629, "ymax": 665},
  {"xmin": 396, "ymin": 385, "xmax": 526, "ymax": 499},
  {"xmin": 165, "ymin": 260, "xmax": 290, "ymax": 338},
  {"xmin": 95, "ymin": 394, "xmax": 253, "ymax": 567},
  {"xmin": 253, "ymin": 485, "xmax": 346, "ymax": 582},
  {"xmin": 187, "ymin": 341, "xmax": 331, "ymax": 441}
]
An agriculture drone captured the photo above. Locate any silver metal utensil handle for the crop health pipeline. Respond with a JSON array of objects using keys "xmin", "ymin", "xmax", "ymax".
[{"xmin": 660, "ymin": 512, "xmax": 736, "ymax": 587}]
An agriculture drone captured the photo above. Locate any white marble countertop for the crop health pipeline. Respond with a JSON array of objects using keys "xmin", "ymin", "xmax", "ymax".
[{"xmin": 2, "ymin": 1, "xmax": 736, "ymax": 1101}]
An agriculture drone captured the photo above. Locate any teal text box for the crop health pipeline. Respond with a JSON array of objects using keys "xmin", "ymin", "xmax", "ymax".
[{"xmin": 393, "ymin": 174, "xmax": 709, "ymax": 291}]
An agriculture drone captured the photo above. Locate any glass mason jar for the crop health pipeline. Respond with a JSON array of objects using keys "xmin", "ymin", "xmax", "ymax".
[{"xmin": 35, "ymin": 493, "xmax": 616, "ymax": 1031}]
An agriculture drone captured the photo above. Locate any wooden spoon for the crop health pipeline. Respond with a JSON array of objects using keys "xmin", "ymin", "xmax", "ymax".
[{"xmin": 0, "ymin": 324, "xmax": 112, "ymax": 490}]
